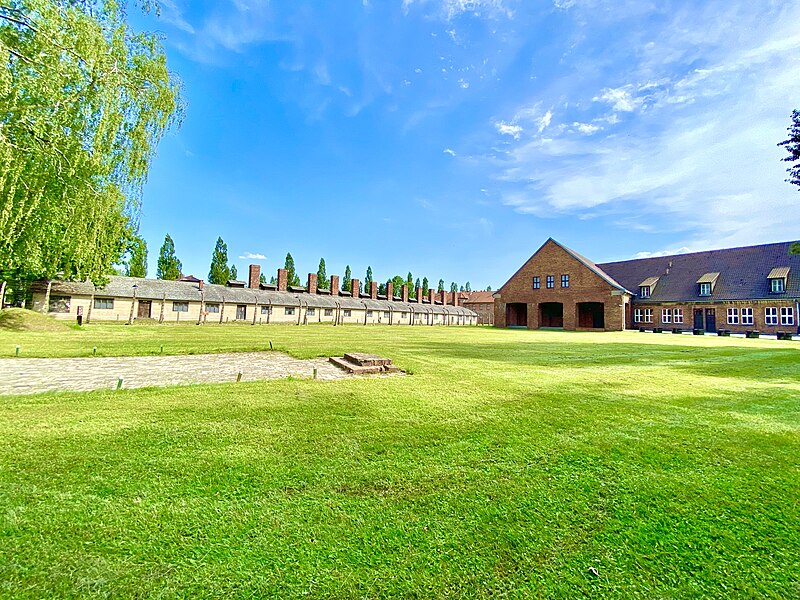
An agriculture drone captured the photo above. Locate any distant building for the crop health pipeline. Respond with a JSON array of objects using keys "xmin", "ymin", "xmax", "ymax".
[
  {"xmin": 30, "ymin": 264, "xmax": 477, "ymax": 327},
  {"xmin": 460, "ymin": 291, "xmax": 495, "ymax": 325},
  {"xmin": 494, "ymin": 238, "xmax": 799, "ymax": 333}
]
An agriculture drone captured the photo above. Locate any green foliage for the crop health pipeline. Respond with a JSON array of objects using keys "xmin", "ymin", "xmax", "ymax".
[
  {"xmin": 230, "ymin": 264, "xmax": 238, "ymax": 281},
  {"xmin": 343, "ymin": 265, "xmax": 352, "ymax": 292},
  {"xmin": 486, "ymin": 285, "xmax": 492, "ymax": 291},
  {"xmin": 778, "ymin": 109, "xmax": 800, "ymax": 191},
  {"xmin": 465, "ymin": 282, "xmax": 471, "ymax": 292},
  {"xmin": 437, "ymin": 279, "xmax": 445, "ymax": 293},
  {"xmin": 156, "ymin": 234, "xmax": 181, "ymax": 280},
  {"xmin": 364, "ymin": 266, "xmax": 373, "ymax": 290},
  {"xmin": 316, "ymin": 258, "xmax": 328, "ymax": 290},
  {"xmin": 378, "ymin": 282, "xmax": 386, "ymax": 295},
  {"xmin": 269, "ymin": 275, "xmax": 276, "ymax": 285},
  {"xmin": 259, "ymin": 273, "xmax": 267, "ymax": 285},
  {"xmin": 126, "ymin": 234, "xmax": 147, "ymax": 278},
  {"xmin": 0, "ymin": 1, "xmax": 183, "ymax": 284},
  {"xmin": 208, "ymin": 237, "xmax": 232, "ymax": 285},
  {"xmin": 421, "ymin": 277, "xmax": 428, "ymax": 295},
  {"xmin": 450, "ymin": 282, "xmax": 458, "ymax": 293},
  {"xmin": 392, "ymin": 275, "xmax": 405, "ymax": 296},
  {"xmin": 284, "ymin": 253, "xmax": 300, "ymax": 287}
]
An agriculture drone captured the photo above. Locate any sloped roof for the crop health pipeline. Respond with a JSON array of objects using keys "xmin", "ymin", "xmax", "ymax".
[
  {"xmin": 638, "ymin": 276, "xmax": 660, "ymax": 288},
  {"xmin": 461, "ymin": 291, "xmax": 495, "ymax": 304},
  {"xmin": 598, "ymin": 241, "xmax": 800, "ymax": 302},
  {"xmin": 768, "ymin": 266, "xmax": 790, "ymax": 279}
]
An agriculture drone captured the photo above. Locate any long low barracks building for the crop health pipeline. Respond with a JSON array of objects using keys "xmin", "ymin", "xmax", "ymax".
[{"xmin": 493, "ymin": 238, "xmax": 800, "ymax": 334}]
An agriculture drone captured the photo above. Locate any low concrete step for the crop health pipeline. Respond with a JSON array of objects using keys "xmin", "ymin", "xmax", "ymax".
[
  {"xmin": 343, "ymin": 352, "xmax": 393, "ymax": 367},
  {"xmin": 328, "ymin": 356, "xmax": 386, "ymax": 374}
]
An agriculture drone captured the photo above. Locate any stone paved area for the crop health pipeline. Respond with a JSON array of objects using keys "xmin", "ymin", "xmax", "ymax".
[{"xmin": 0, "ymin": 352, "xmax": 353, "ymax": 395}]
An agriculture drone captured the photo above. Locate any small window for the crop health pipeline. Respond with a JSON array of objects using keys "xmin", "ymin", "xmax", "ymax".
[
  {"xmin": 780, "ymin": 306, "xmax": 794, "ymax": 325},
  {"xmin": 48, "ymin": 295, "xmax": 71, "ymax": 313},
  {"xmin": 367, "ymin": 310, "xmax": 373, "ymax": 317},
  {"xmin": 400, "ymin": 312, "xmax": 406, "ymax": 318},
  {"xmin": 727, "ymin": 308, "xmax": 739, "ymax": 325},
  {"xmin": 533, "ymin": 276, "xmax": 540, "ymax": 289},
  {"xmin": 173, "ymin": 302, "xmax": 189, "ymax": 312},
  {"xmin": 661, "ymin": 308, "xmax": 671, "ymax": 324},
  {"xmin": 639, "ymin": 286, "xmax": 650, "ymax": 299},
  {"xmin": 94, "ymin": 297, "xmax": 114, "ymax": 310},
  {"xmin": 546, "ymin": 275, "xmax": 555, "ymax": 289},
  {"xmin": 307, "ymin": 308, "xmax": 315, "ymax": 316},
  {"xmin": 261, "ymin": 305, "xmax": 270, "ymax": 314},
  {"xmin": 561, "ymin": 274, "xmax": 569, "ymax": 288},
  {"xmin": 644, "ymin": 308, "xmax": 653, "ymax": 323},
  {"xmin": 383, "ymin": 311, "xmax": 390, "ymax": 318},
  {"xmin": 699, "ymin": 282, "xmax": 712, "ymax": 296},
  {"xmin": 771, "ymin": 278, "xmax": 785, "ymax": 293},
  {"xmin": 673, "ymin": 308, "xmax": 683, "ymax": 324},
  {"xmin": 207, "ymin": 303, "xmax": 220, "ymax": 313},
  {"xmin": 765, "ymin": 307, "xmax": 778, "ymax": 325},
  {"xmin": 285, "ymin": 307, "xmax": 295, "ymax": 315},
  {"xmin": 634, "ymin": 308, "xmax": 642, "ymax": 323},
  {"xmin": 343, "ymin": 309, "xmax": 351, "ymax": 317},
  {"xmin": 324, "ymin": 308, "xmax": 333, "ymax": 316},
  {"xmin": 741, "ymin": 307, "xmax": 754, "ymax": 325}
]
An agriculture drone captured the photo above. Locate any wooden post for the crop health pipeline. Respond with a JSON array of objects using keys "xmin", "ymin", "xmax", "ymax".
[
  {"xmin": 87, "ymin": 292, "xmax": 94, "ymax": 324},
  {"xmin": 42, "ymin": 280, "xmax": 52, "ymax": 314},
  {"xmin": 159, "ymin": 294, "xmax": 165, "ymax": 323},
  {"xmin": 0, "ymin": 281, "xmax": 6, "ymax": 309},
  {"xmin": 219, "ymin": 297, "xmax": 225, "ymax": 324}
]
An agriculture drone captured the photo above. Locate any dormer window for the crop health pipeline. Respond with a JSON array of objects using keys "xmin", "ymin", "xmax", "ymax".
[
  {"xmin": 768, "ymin": 267, "xmax": 789, "ymax": 294},
  {"xmin": 696, "ymin": 272, "xmax": 719, "ymax": 297},
  {"xmin": 637, "ymin": 277, "xmax": 658, "ymax": 299}
]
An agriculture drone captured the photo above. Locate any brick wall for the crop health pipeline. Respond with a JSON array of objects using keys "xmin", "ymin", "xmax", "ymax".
[
  {"xmin": 494, "ymin": 239, "xmax": 627, "ymax": 331},
  {"xmin": 633, "ymin": 300, "xmax": 799, "ymax": 333}
]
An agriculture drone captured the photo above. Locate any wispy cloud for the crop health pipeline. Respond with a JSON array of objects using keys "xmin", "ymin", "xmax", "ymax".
[
  {"xmin": 443, "ymin": 148, "xmax": 457, "ymax": 156},
  {"xmin": 239, "ymin": 252, "xmax": 267, "ymax": 260}
]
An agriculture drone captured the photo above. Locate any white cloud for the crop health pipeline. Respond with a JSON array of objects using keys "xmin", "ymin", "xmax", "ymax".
[
  {"xmin": 443, "ymin": 148, "xmax": 457, "ymax": 155},
  {"xmin": 239, "ymin": 252, "xmax": 267, "ymax": 260},
  {"xmin": 495, "ymin": 121, "xmax": 523, "ymax": 139},
  {"xmin": 402, "ymin": 0, "xmax": 513, "ymax": 21},
  {"xmin": 634, "ymin": 247, "xmax": 690, "ymax": 259},
  {"xmin": 593, "ymin": 86, "xmax": 641, "ymax": 112},
  {"xmin": 159, "ymin": 0, "xmax": 195, "ymax": 34},
  {"xmin": 537, "ymin": 110, "xmax": 553, "ymax": 133},
  {"xmin": 573, "ymin": 122, "xmax": 600, "ymax": 135}
]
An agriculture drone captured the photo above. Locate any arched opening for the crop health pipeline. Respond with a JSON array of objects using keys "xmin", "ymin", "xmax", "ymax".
[
  {"xmin": 577, "ymin": 302, "xmax": 605, "ymax": 329},
  {"xmin": 539, "ymin": 302, "xmax": 563, "ymax": 328},
  {"xmin": 506, "ymin": 303, "xmax": 528, "ymax": 328}
]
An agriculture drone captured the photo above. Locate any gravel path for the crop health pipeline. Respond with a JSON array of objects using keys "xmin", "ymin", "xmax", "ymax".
[{"xmin": 0, "ymin": 352, "xmax": 351, "ymax": 395}]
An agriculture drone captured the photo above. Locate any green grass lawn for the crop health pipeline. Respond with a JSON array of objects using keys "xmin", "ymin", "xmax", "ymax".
[{"xmin": 1, "ymin": 323, "xmax": 799, "ymax": 598}]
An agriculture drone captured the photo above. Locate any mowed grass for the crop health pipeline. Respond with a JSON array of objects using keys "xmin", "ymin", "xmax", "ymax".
[{"xmin": 0, "ymin": 323, "xmax": 799, "ymax": 598}]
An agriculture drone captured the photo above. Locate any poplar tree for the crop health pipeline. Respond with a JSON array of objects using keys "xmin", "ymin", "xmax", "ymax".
[
  {"xmin": 364, "ymin": 266, "xmax": 373, "ymax": 291},
  {"xmin": 126, "ymin": 235, "xmax": 147, "ymax": 278},
  {"xmin": 230, "ymin": 264, "xmax": 238, "ymax": 281},
  {"xmin": 465, "ymin": 281, "xmax": 471, "ymax": 292},
  {"xmin": 208, "ymin": 237, "xmax": 231, "ymax": 284},
  {"xmin": 343, "ymin": 265, "xmax": 352, "ymax": 292},
  {"xmin": 422, "ymin": 277, "xmax": 429, "ymax": 295},
  {"xmin": 779, "ymin": 109, "xmax": 800, "ymax": 254},
  {"xmin": 0, "ymin": 1, "xmax": 182, "ymax": 284},
  {"xmin": 156, "ymin": 234, "xmax": 181, "ymax": 280},
  {"xmin": 438, "ymin": 279, "xmax": 445, "ymax": 292},
  {"xmin": 392, "ymin": 275, "xmax": 405, "ymax": 296},
  {"xmin": 414, "ymin": 278, "xmax": 421, "ymax": 296},
  {"xmin": 259, "ymin": 273, "xmax": 267, "ymax": 285},
  {"xmin": 316, "ymin": 258, "xmax": 328, "ymax": 289},
  {"xmin": 450, "ymin": 282, "xmax": 458, "ymax": 293},
  {"xmin": 284, "ymin": 253, "xmax": 300, "ymax": 286}
]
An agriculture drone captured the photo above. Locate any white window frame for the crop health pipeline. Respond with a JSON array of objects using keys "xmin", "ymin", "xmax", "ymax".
[
  {"xmin": 207, "ymin": 303, "xmax": 220, "ymax": 314},
  {"xmin": 94, "ymin": 297, "xmax": 114, "ymax": 310},
  {"xmin": 673, "ymin": 308, "xmax": 683, "ymax": 324},
  {"xmin": 741, "ymin": 307, "xmax": 754, "ymax": 325},
  {"xmin": 640, "ymin": 286, "xmax": 650, "ymax": 299},
  {"xmin": 699, "ymin": 282, "xmax": 712, "ymax": 296},
  {"xmin": 172, "ymin": 301, "xmax": 189, "ymax": 313},
  {"xmin": 307, "ymin": 308, "xmax": 315, "ymax": 316},
  {"xmin": 765, "ymin": 307, "xmax": 778, "ymax": 326},
  {"xmin": 343, "ymin": 309, "xmax": 351, "ymax": 317},
  {"xmin": 260, "ymin": 305, "xmax": 270, "ymax": 314},
  {"xmin": 284, "ymin": 307, "xmax": 295, "ymax": 316},
  {"xmin": 727, "ymin": 308, "xmax": 739, "ymax": 325},
  {"xmin": 644, "ymin": 308, "xmax": 653, "ymax": 323},
  {"xmin": 634, "ymin": 308, "xmax": 642, "ymax": 323},
  {"xmin": 661, "ymin": 308, "xmax": 671, "ymax": 324},
  {"xmin": 324, "ymin": 308, "xmax": 333, "ymax": 316},
  {"xmin": 771, "ymin": 278, "xmax": 785, "ymax": 293},
  {"xmin": 780, "ymin": 306, "xmax": 794, "ymax": 325}
]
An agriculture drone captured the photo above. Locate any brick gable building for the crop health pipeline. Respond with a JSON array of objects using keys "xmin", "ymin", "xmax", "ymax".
[{"xmin": 494, "ymin": 238, "xmax": 800, "ymax": 333}]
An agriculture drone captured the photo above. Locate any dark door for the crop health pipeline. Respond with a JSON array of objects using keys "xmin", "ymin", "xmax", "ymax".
[
  {"xmin": 705, "ymin": 308, "xmax": 716, "ymax": 333},
  {"xmin": 137, "ymin": 300, "xmax": 151, "ymax": 318},
  {"xmin": 694, "ymin": 309, "xmax": 704, "ymax": 329},
  {"xmin": 236, "ymin": 305, "xmax": 247, "ymax": 320}
]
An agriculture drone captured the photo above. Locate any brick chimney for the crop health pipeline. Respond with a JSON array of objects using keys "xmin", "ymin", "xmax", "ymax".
[
  {"xmin": 277, "ymin": 269, "xmax": 288, "ymax": 292},
  {"xmin": 307, "ymin": 273, "xmax": 317, "ymax": 295},
  {"xmin": 248, "ymin": 264, "xmax": 261, "ymax": 289},
  {"xmin": 429, "ymin": 289, "xmax": 436, "ymax": 304},
  {"xmin": 330, "ymin": 275, "xmax": 339, "ymax": 296},
  {"xmin": 370, "ymin": 281, "xmax": 378, "ymax": 300},
  {"xmin": 453, "ymin": 292, "xmax": 459, "ymax": 307},
  {"xmin": 387, "ymin": 282, "xmax": 394, "ymax": 301},
  {"xmin": 440, "ymin": 290, "xmax": 448, "ymax": 305},
  {"xmin": 416, "ymin": 287, "xmax": 423, "ymax": 303},
  {"xmin": 351, "ymin": 279, "xmax": 360, "ymax": 298},
  {"xmin": 198, "ymin": 280, "xmax": 204, "ymax": 291},
  {"xmin": 401, "ymin": 284, "xmax": 409, "ymax": 303}
]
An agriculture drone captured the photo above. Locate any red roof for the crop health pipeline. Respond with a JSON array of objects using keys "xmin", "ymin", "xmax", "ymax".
[{"xmin": 461, "ymin": 291, "xmax": 495, "ymax": 304}]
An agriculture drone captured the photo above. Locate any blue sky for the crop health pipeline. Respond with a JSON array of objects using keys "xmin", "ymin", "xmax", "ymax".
[{"xmin": 133, "ymin": 0, "xmax": 800, "ymax": 289}]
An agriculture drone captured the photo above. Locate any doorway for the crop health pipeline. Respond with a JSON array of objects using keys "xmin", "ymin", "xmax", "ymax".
[
  {"xmin": 694, "ymin": 309, "xmax": 704, "ymax": 330},
  {"xmin": 705, "ymin": 308, "xmax": 717, "ymax": 333},
  {"xmin": 506, "ymin": 303, "xmax": 528, "ymax": 328},
  {"xmin": 577, "ymin": 302, "xmax": 605, "ymax": 328},
  {"xmin": 137, "ymin": 300, "xmax": 151, "ymax": 319},
  {"xmin": 539, "ymin": 302, "xmax": 564, "ymax": 328},
  {"xmin": 236, "ymin": 305, "xmax": 247, "ymax": 320}
]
